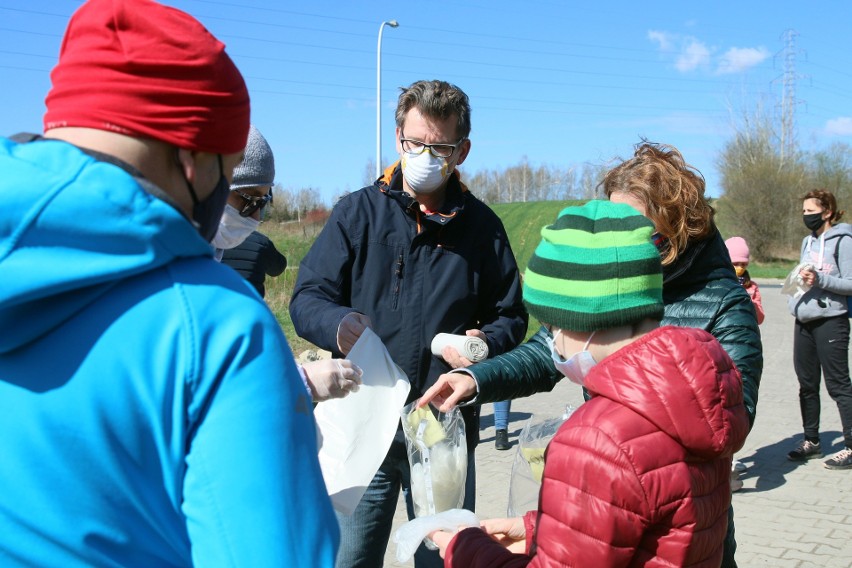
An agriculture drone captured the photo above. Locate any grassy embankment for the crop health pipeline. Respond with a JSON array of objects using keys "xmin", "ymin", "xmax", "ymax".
[{"xmin": 262, "ymin": 200, "xmax": 795, "ymax": 355}]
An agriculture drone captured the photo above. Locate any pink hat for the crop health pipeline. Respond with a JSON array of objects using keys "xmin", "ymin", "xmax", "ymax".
[{"xmin": 725, "ymin": 237, "xmax": 750, "ymax": 264}]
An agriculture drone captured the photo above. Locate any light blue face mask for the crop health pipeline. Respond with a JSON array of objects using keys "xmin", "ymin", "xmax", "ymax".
[{"xmin": 546, "ymin": 329, "xmax": 597, "ymax": 386}]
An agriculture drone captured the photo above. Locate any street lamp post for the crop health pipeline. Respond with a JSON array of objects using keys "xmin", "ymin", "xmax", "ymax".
[{"xmin": 376, "ymin": 19, "xmax": 399, "ymax": 179}]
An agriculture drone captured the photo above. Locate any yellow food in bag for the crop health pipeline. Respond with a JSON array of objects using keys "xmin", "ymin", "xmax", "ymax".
[
  {"xmin": 521, "ymin": 447, "xmax": 546, "ymax": 483},
  {"xmin": 406, "ymin": 405, "xmax": 446, "ymax": 447}
]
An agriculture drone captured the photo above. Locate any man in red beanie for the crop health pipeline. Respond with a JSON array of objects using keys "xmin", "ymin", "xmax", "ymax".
[{"xmin": 0, "ymin": 1, "xmax": 339, "ymax": 567}]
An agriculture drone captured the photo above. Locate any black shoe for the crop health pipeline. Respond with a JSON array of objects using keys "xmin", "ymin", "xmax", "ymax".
[
  {"xmin": 495, "ymin": 429, "xmax": 510, "ymax": 451},
  {"xmin": 787, "ymin": 439, "xmax": 822, "ymax": 461}
]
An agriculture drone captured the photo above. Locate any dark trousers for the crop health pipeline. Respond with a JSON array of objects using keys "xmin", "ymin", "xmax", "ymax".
[{"xmin": 793, "ymin": 316, "xmax": 852, "ymax": 447}]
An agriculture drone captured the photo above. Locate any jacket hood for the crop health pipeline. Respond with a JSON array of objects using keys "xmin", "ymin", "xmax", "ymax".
[
  {"xmin": 585, "ymin": 326, "xmax": 748, "ymax": 459},
  {"xmin": 0, "ymin": 137, "xmax": 212, "ymax": 353},
  {"xmin": 819, "ymin": 222, "xmax": 852, "ymax": 241},
  {"xmin": 663, "ymin": 227, "xmax": 736, "ymax": 290}
]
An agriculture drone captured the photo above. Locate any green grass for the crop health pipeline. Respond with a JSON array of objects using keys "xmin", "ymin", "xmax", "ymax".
[
  {"xmin": 258, "ymin": 199, "xmax": 784, "ymax": 355},
  {"xmin": 261, "ymin": 221, "xmax": 324, "ymax": 356},
  {"xmin": 747, "ymin": 259, "xmax": 796, "ymax": 279}
]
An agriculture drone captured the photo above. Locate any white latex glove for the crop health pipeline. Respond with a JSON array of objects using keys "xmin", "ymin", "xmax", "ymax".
[
  {"xmin": 337, "ymin": 312, "xmax": 372, "ymax": 356},
  {"xmin": 303, "ymin": 359, "xmax": 363, "ymax": 402}
]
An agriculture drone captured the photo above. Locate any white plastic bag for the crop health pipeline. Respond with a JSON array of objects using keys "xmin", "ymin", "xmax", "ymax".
[
  {"xmin": 392, "ymin": 508, "xmax": 479, "ymax": 563},
  {"xmin": 314, "ymin": 328, "xmax": 410, "ymax": 515},
  {"xmin": 507, "ymin": 405, "xmax": 575, "ymax": 517},
  {"xmin": 401, "ymin": 399, "xmax": 467, "ymax": 518},
  {"xmin": 781, "ymin": 262, "xmax": 812, "ymax": 299}
]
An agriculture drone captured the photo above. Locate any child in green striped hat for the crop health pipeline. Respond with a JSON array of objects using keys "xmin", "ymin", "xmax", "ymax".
[
  {"xmin": 429, "ymin": 199, "xmax": 749, "ymax": 567},
  {"xmin": 522, "ymin": 200, "xmax": 664, "ymax": 384}
]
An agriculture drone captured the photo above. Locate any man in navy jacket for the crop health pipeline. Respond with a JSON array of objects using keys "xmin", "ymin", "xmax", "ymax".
[{"xmin": 290, "ymin": 79, "xmax": 527, "ymax": 568}]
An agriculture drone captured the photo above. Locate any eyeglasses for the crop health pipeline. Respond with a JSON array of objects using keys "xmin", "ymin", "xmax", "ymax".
[
  {"xmin": 233, "ymin": 188, "xmax": 273, "ymax": 217},
  {"xmin": 399, "ymin": 131, "xmax": 466, "ymax": 159}
]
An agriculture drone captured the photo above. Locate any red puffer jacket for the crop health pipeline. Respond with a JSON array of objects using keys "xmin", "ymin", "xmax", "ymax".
[{"xmin": 446, "ymin": 326, "xmax": 749, "ymax": 568}]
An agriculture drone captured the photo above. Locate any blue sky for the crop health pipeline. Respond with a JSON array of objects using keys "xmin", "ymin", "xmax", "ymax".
[{"xmin": 2, "ymin": 0, "xmax": 850, "ymax": 203}]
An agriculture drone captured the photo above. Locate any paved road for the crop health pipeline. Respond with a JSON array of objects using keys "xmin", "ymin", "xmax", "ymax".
[{"xmin": 382, "ymin": 279, "xmax": 852, "ymax": 567}]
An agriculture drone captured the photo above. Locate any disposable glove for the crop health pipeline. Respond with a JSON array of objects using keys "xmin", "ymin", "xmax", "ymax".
[{"xmin": 303, "ymin": 358, "xmax": 363, "ymax": 401}]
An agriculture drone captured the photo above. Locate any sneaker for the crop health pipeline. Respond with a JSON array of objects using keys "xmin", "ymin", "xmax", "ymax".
[
  {"xmin": 730, "ymin": 472, "xmax": 744, "ymax": 493},
  {"xmin": 787, "ymin": 439, "xmax": 822, "ymax": 461},
  {"xmin": 732, "ymin": 460, "xmax": 747, "ymax": 474},
  {"xmin": 824, "ymin": 447, "xmax": 852, "ymax": 470},
  {"xmin": 495, "ymin": 429, "xmax": 510, "ymax": 451}
]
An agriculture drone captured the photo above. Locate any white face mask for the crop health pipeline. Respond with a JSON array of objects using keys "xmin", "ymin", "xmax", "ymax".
[
  {"xmin": 547, "ymin": 329, "xmax": 597, "ymax": 386},
  {"xmin": 401, "ymin": 150, "xmax": 450, "ymax": 194},
  {"xmin": 211, "ymin": 204, "xmax": 259, "ymax": 250}
]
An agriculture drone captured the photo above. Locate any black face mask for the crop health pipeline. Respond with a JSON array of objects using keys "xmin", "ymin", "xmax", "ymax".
[
  {"xmin": 182, "ymin": 154, "xmax": 230, "ymax": 242},
  {"xmin": 803, "ymin": 212, "xmax": 826, "ymax": 232}
]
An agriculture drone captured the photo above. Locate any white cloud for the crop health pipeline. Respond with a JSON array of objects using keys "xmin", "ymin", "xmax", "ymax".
[
  {"xmin": 716, "ymin": 47, "xmax": 770, "ymax": 74},
  {"xmin": 825, "ymin": 117, "xmax": 852, "ymax": 136},
  {"xmin": 648, "ymin": 30, "xmax": 673, "ymax": 51},
  {"xmin": 675, "ymin": 40, "xmax": 711, "ymax": 72},
  {"xmin": 648, "ymin": 30, "xmax": 710, "ymax": 73}
]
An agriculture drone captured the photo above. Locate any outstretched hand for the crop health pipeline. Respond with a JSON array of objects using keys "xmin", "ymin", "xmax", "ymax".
[
  {"xmin": 417, "ymin": 372, "xmax": 477, "ymax": 412},
  {"xmin": 426, "ymin": 517, "xmax": 526, "ymax": 559},
  {"xmin": 302, "ymin": 358, "xmax": 363, "ymax": 401},
  {"xmin": 480, "ymin": 517, "xmax": 526, "ymax": 553},
  {"xmin": 426, "ymin": 527, "xmax": 467, "ymax": 558}
]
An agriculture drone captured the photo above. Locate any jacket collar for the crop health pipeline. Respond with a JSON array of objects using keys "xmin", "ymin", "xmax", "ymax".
[
  {"xmin": 377, "ymin": 160, "xmax": 468, "ymax": 225},
  {"xmin": 663, "ymin": 227, "xmax": 737, "ymax": 287}
]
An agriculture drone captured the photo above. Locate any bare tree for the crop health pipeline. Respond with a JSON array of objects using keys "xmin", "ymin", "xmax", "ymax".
[{"xmin": 716, "ymin": 108, "xmax": 807, "ymax": 260}]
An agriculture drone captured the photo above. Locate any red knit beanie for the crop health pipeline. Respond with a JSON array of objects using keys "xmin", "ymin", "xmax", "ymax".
[
  {"xmin": 725, "ymin": 236, "xmax": 750, "ymax": 264},
  {"xmin": 44, "ymin": 0, "xmax": 250, "ymax": 154}
]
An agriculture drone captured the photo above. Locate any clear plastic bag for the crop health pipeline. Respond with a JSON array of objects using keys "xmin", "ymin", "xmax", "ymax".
[
  {"xmin": 781, "ymin": 262, "xmax": 812, "ymax": 299},
  {"xmin": 401, "ymin": 399, "xmax": 467, "ymax": 518},
  {"xmin": 392, "ymin": 508, "xmax": 479, "ymax": 563},
  {"xmin": 507, "ymin": 405, "xmax": 575, "ymax": 517}
]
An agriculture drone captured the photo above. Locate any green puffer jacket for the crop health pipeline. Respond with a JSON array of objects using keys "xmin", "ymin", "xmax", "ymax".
[{"xmin": 471, "ymin": 229, "xmax": 763, "ymax": 428}]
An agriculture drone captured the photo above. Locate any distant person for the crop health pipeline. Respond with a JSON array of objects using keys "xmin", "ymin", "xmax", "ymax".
[
  {"xmin": 421, "ymin": 142, "xmax": 762, "ymax": 568},
  {"xmin": 726, "ymin": 236, "xmax": 765, "ymax": 324},
  {"xmin": 213, "ymin": 124, "xmax": 275, "ymax": 259},
  {"xmin": 0, "ymin": 1, "xmax": 338, "ymax": 566},
  {"xmin": 787, "ymin": 190, "xmax": 852, "ymax": 470},
  {"xmin": 289, "ymin": 79, "xmax": 528, "ymax": 568},
  {"xmin": 217, "ymin": 125, "xmax": 286, "ymax": 298},
  {"xmin": 221, "ymin": 230, "xmax": 286, "ymax": 297},
  {"xmin": 429, "ymin": 201, "xmax": 749, "ymax": 567},
  {"xmin": 725, "ymin": 235, "xmax": 764, "ymax": 491},
  {"xmin": 493, "ymin": 400, "xmax": 512, "ymax": 450}
]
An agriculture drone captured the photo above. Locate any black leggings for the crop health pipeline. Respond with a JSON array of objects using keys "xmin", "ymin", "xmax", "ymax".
[{"xmin": 793, "ymin": 316, "xmax": 852, "ymax": 448}]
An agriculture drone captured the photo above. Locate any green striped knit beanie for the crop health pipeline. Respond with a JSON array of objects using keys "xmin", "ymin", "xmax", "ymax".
[{"xmin": 523, "ymin": 200, "xmax": 663, "ymax": 332}]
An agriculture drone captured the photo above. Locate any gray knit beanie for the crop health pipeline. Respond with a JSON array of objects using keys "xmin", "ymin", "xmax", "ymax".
[{"xmin": 231, "ymin": 125, "xmax": 275, "ymax": 190}]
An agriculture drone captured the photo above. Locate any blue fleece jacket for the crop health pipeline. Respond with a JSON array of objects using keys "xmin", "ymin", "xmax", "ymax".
[{"xmin": 0, "ymin": 137, "xmax": 338, "ymax": 567}]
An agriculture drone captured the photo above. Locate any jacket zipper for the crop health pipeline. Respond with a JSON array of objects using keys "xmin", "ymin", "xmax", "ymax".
[{"xmin": 393, "ymin": 253, "xmax": 404, "ymax": 310}]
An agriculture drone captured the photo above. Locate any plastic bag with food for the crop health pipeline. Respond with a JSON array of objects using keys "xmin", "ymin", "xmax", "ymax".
[
  {"xmin": 507, "ymin": 405, "xmax": 575, "ymax": 517},
  {"xmin": 401, "ymin": 400, "xmax": 467, "ymax": 518}
]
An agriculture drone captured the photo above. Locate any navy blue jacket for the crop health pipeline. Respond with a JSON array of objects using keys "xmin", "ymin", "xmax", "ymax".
[
  {"xmin": 221, "ymin": 230, "xmax": 287, "ymax": 298},
  {"xmin": 290, "ymin": 164, "xmax": 528, "ymax": 448}
]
